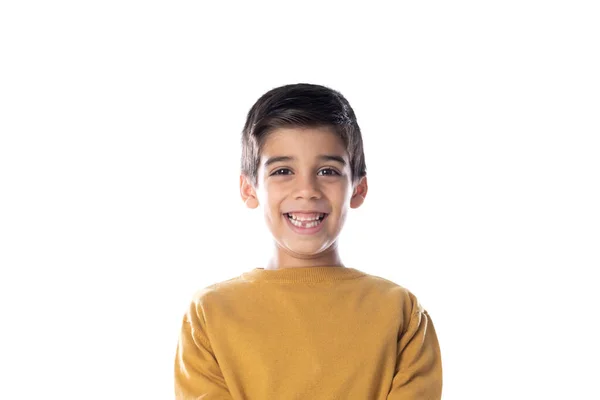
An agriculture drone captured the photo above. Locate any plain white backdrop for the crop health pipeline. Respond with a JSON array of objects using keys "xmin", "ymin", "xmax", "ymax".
[{"xmin": 1, "ymin": 1, "xmax": 598, "ymax": 399}]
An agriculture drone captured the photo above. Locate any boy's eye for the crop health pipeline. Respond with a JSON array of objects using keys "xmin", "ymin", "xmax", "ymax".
[
  {"xmin": 271, "ymin": 168, "xmax": 291, "ymax": 176},
  {"xmin": 318, "ymin": 168, "xmax": 340, "ymax": 176}
]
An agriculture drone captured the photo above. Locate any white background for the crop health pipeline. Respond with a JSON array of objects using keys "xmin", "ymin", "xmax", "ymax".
[{"xmin": 1, "ymin": 1, "xmax": 599, "ymax": 399}]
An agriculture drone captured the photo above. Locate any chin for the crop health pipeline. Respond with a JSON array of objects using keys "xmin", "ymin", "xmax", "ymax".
[
  {"xmin": 282, "ymin": 240, "xmax": 333, "ymax": 256},
  {"xmin": 289, "ymin": 247, "xmax": 327, "ymax": 257}
]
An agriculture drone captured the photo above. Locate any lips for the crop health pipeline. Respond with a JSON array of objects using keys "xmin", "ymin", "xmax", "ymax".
[{"xmin": 283, "ymin": 212, "xmax": 328, "ymax": 234}]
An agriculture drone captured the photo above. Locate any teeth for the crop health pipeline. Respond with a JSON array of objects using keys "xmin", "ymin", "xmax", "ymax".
[
  {"xmin": 289, "ymin": 217, "xmax": 322, "ymax": 228},
  {"xmin": 287, "ymin": 213, "xmax": 324, "ymax": 221}
]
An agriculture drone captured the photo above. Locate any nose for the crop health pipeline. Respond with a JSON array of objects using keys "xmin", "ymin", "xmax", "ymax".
[{"xmin": 293, "ymin": 174, "xmax": 321, "ymax": 200}]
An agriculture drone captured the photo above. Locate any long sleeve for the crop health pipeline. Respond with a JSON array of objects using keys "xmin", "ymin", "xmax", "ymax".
[
  {"xmin": 174, "ymin": 300, "xmax": 233, "ymax": 400},
  {"xmin": 387, "ymin": 308, "xmax": 443, "ymax": 399},
  {"xmin": 173, "ymin": 267, "xmax": 441, "ymax": 399}
]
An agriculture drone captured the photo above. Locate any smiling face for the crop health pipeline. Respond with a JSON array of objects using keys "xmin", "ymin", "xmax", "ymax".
[{"xmin": 240, "ymin": 126, "xmax": 368, "ymax": 269}]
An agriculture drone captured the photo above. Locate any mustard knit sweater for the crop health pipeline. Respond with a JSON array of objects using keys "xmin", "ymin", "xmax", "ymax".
[{"xmin": 174, "ymin": 266, "xmax": 442, "ymax": 399}]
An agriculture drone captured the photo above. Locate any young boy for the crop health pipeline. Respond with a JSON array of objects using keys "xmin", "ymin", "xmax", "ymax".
[{"xmin": 174, "ymin": 83, "xmax": 443, "ymax": 399}]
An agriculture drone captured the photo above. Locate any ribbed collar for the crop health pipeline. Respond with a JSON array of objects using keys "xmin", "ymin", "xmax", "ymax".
[{"xmin": 241, "ymin": 266, "xmax": 367, "ymax": 283}]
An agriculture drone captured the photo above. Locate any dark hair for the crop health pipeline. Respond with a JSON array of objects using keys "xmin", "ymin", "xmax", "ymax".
[{"xmin": 241, "ymin": 83, "xmax": 367, "ymax": 187}]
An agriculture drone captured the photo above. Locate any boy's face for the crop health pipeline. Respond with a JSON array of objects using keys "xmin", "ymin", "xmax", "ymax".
[{"xmin": 240, "ymin": 126, "xmax": 367, "ymax": 263}]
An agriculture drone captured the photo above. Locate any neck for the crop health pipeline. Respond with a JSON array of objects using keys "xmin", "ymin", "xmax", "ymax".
[{"xmin": 265, "ymin": 241, "xmax": 344, "ymax": 270}]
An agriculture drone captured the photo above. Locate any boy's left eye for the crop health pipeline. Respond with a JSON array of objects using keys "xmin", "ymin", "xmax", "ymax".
[{"xmin": 318, "ymin": 168, "xmax": 340, "ymax": 176}]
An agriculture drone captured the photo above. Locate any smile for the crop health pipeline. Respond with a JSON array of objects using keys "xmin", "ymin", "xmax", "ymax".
[{"xmin": 283, "ymin": 213, "xmax": 328, "ymax": 234}]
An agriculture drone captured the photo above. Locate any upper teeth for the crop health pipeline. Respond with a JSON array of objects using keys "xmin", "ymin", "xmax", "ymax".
[{"xmin": 288, "ymin": 213, "xmax": 324, "ymax": 221}]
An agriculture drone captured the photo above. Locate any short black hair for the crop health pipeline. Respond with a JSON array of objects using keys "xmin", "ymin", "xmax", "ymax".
[{"xmin": 241, "ymin": 83, "xmax": 367, "ymax": 187}]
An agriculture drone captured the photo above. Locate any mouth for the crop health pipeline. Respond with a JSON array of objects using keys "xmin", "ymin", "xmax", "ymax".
[{"xmin": 283, "ymin": 212, "xmax": 328, "ymax": 232}]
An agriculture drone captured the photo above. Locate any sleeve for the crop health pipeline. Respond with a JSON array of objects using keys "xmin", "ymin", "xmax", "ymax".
[
  {"xmin": 387, "ymin": 307, "xmax": 443, "ymax": 400},
  {"xmin": 174, "ymin": 299, "xmax": 234, "ymax": 400}
]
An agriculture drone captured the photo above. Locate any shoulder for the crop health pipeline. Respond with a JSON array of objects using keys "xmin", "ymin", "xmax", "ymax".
[
  {"xmin": 359, "ymin": 271, "xmax": 427, "ymax": 316},
  {"xmin": 187, "ymin": 274, "xmax": 251, "ymax": 310}
]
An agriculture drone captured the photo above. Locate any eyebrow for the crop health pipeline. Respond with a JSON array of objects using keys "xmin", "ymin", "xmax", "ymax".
[{"xmin": 264, "ymin": 155, "xmax": 347, "ymax": 167}]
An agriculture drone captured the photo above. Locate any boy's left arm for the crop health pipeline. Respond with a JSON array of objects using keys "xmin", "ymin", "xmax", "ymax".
[{"xmin": 387, "ymin": 307, "xmax": 443, "ymax": 400}]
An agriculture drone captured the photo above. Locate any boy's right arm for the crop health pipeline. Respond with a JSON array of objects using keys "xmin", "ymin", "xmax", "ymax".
[{"xmin": 174, "ymin": 300, "xmax": 234, "ymax": 400}]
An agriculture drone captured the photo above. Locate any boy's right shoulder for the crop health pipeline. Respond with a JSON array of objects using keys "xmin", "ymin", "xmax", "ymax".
[{"xmin": 187, "ymin": 273, "xmax": 250, "ymax": 305}]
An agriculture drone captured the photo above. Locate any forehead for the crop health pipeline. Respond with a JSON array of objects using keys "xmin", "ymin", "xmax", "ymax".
[{"xmin": 261, "ymin": 126, "xmax": 347, "ymax": 157}]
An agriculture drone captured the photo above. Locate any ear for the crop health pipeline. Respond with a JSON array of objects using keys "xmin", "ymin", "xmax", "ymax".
[
  {"xmin": 350, "ymin": 176, "xmax": 368, "ymax": 209},
  {"xmin": 240, "ymin": 174, "xmax": 259, "ymax": 209}
]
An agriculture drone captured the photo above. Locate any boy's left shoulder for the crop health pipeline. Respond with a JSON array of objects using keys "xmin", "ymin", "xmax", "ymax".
[{"xmin": 358, "ymin": 269, "xmax": 428, "ymax": 316}]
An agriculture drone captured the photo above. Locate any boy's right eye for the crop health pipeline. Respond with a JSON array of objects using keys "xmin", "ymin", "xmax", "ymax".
[{"xmin": 271, "ymin": 168, "xmax": 291, "ymax": 175}]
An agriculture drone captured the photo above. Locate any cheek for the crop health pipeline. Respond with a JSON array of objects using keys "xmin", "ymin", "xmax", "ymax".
[
  {"xmin": 328, "ymin": 183, "xmax": 352, "ymax": 204},
  {"xmin": 263, "ymin": 188, "xmax": 284, "ymax": 221},
  {"xmin": 256, "ymin": 183, "xmax": 274, "ymax": 207},
  {"xmin": 344, "ymin": 184, "xmax": 355, "ymax": 204}
]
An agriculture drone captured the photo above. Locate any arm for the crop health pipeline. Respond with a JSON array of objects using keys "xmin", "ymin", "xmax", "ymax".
[
  {"xmin": 174, "ymin": 300, "xmax": 234, "ymax": 400},
  {"xmin": 387, "ymin": 308, "xmax": 443, "ymax": 399}
]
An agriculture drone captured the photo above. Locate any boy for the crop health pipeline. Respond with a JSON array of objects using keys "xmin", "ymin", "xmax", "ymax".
[{"xmin": 174, "ymin": 83, "xmax": 443, "ymax": 399}]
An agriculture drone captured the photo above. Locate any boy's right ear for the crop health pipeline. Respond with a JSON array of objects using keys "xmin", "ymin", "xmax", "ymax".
[{"xmin": 240, "ymin": 174, "xmax": 259, "ymax": 209}]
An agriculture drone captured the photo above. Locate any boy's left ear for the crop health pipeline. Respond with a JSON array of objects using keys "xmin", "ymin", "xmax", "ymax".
[{"xmin": 350, "ymin": 176, "xmax": 368, "ymax": 209}]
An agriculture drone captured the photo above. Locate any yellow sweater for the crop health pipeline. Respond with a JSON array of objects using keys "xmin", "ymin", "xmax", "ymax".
[{"xmin": 174, "ymin": 266, "xmax": 442, "ymax": 399}]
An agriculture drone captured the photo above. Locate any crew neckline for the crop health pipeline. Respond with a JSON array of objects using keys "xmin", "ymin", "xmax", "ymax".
[{"xmin": 241, "ymin": 266, "xmax": 367, "ymax": 283}]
